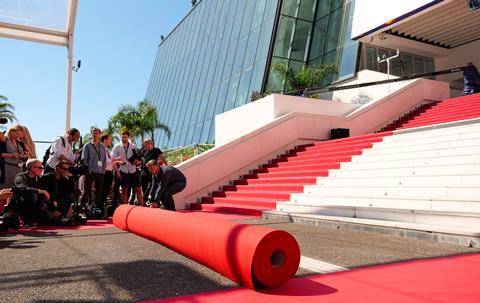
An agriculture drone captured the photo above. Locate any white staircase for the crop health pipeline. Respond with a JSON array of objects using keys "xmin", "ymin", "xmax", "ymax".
[{"xmin": 275, "ymin": 123, "xmax": 480, "ymax": 232}]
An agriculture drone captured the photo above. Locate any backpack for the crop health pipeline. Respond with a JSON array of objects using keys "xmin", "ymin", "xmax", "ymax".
[{"xmin": 42, "ymin": 137, "xmax": 66, "ymax": 168}]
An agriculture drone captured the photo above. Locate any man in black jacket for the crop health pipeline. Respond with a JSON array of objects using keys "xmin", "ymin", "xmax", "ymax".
[
  {"xmin": 9, "ymin": 159, "xmax": 50, "ymax": 227},
  {"xmin": 145, "ymin": 160, "xmax": 186, "ymax": 211},
  {"xmin": 38, "ymin": 160, "xmax": 76, "ymax": 223}
]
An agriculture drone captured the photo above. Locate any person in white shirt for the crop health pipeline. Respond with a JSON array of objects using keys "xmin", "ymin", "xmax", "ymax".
[
  {"xmin": 45, "ymin": 128, "xmax": 80, "ymax": 174},
  {"xmin": 111, "ymin": 131, "xmax": 144, "ymax": 205}
]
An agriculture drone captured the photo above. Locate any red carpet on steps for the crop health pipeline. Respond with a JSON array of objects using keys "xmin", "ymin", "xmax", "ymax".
[
  {"xmin": 190, "ymin": 131, "xmax": 392, "ymax": 216},
  {"xmin": 140, "ymin": 253, "xmax": 480, "ymax": 303},
  {"xmin": 381, "ymin": 93, "xmax": 480, "ymax": 132}
]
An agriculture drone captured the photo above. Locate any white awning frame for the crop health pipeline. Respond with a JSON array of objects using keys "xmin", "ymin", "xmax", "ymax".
[{"xmin": 0, "ymin": 0, "xmax": 78, "ymax": 131}]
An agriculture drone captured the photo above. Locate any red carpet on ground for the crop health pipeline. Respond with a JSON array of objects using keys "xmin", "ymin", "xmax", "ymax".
[
  {"xmin": 140, "ymin": 253, "xmax": 480, "ymax": 303},
  {"xmin": 0, "ymin": 219, "xmax": 114, "ymax": 234}
]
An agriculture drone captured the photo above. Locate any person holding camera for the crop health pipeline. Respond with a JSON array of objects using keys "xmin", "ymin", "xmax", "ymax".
[
  {"xmin": 139, "ymin": 138, "xmax": 167, "ymax": 196},
  {"xmin": 7, "ymin": 159, "xmax": 50, "ymax": 227},
  {"xmin": 44, "ymin": 128, "xmax": 81, "ymax": 174},
  {"xmin": 37, "ymin": 160, "xmax": 76, "ymax": 224},
  {"xmin": 145, "ymin": 160, "xmax": 186, "ymax": 211},
  {"xmin": 1, "ymin": 125, "xmax": 30, "ymax": 189},
  {"xmin": 80, "ymin": 128, "xmax": 107, "ymax": 216},
  {"xmin": 112, "ymin": 131, "xmax": 144, "ymax": 206}
]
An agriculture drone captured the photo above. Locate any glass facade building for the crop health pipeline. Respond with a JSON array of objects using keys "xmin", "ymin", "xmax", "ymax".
[
  {"xmin": 146, "ymin": 0, "xmax": 280, "ymax": 148},
  {"xmin": 145, "ymin": 0, "xmax": 363, "ymax": 148}
]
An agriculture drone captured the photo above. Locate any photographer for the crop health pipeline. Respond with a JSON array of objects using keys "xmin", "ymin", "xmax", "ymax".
[
  {"xmin": 145, "ymin": 160, "xmax": 186, "ymax": 211},
  {"xmin": 44, "ymin": 128, "xmax": 80, "ymax": 174},
  {"xmin": 80, "ymin": 128, "xmax": 107, "ymax": 216},
  {"xmin": 8, "ymin": 159, "xmax": 50, "ymax": 227},
  {"xmin": 112, "ymin": 131, "xmax": 144, "ymax": 206},
  {"xmin": 38, "ymin": 160, "xmax": 76, "ymax": 224},
  {"xmin": 139, "ymin": 138, "xmax": 167, "ymax": 195}
]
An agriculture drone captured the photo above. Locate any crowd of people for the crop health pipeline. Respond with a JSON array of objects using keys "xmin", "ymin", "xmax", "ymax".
[{"xmin": 0, "ymin": 125, "xmax": 186, "ymax": 230}]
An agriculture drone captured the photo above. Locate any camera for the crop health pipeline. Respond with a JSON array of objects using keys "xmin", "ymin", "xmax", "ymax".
[
  {"xmin": 127, "ymin": 149, "xmax": 142, "ymax": 164},
  {"xmin": 68, "ymin": 161, "xmax": 89, "ymax": 177}
]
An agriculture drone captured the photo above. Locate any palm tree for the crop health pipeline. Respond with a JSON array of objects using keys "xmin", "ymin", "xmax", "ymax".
[
  {"xmin": 136, "ymin": 99, "xmax": 171, "ymax": 143},
  {"xmin": 271, "ymin": 63, "xmax": 338, "ymax": 93},
  {"xmin": 0, "ymin": 95, "xmax": 17, "ymax": 123},
  {"xmin": 107, "ymin": 99, "xmax": 171, "ymax": 144}
]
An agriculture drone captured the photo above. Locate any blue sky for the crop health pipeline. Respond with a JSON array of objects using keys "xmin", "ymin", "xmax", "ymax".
[{"xmin": 0, "ymin": 0, "xmax": 191, "ymax": 154}]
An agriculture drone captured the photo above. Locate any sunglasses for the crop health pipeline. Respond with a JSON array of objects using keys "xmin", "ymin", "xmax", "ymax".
[
  {"xmin": 34, "ymin": 166, "xmax": 44, "ymax": 169},
  {"xmin": 58, "ymin": 166, "xmax": 70, "ymax": 171}
]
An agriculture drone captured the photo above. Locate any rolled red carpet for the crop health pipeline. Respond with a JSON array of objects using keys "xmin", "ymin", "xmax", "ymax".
[{"xmin": 113, "ymin": 205, "xmax": 300, "ymax": 289}]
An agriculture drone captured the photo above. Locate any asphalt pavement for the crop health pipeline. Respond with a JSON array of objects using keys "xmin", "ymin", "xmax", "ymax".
[{"xmin": 1, "ymin": 219, "xmax": 478, "ymax": 303}]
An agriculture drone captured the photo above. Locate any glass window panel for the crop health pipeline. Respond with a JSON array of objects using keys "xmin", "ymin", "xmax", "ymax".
[
  {"xmin": 325, "ymin": 36, "xmax": 338, "ymax": 53},
  {"xmin": 224, "ymin": 73, "xmax": 241, "ymax": 112},
  {"xmin": 264, "ymin": 0, "xmax": 279, "ymax": 20},
  {"xmin": 250, "ymin": 59, "xmax": 267, "ymax": 94},
  {"xmin": 366, "ymin": 46, "xmax": 377, "ymax": 70},
  {"xmin": 235, "ymin": 66, "xmax": 253, "ymax": 107},
  {"xmin": 338, "ymin": 43, "xmax": 358, "ymax": 79},
  {"xmin": 424, "ymin": 59, "xmax": 434, "ymax": 73},
  {"xmin": 414, "ymin": 57, "xmax": 424, "ymax": 74},
  {"xmin": 236, "ymin": 0, "xmax": 247, "ymax": 12},
  {"xmin": 273, "ymin": 15, "xmax": 296, "ymax": 58},
  {"xmin": 298, "ymin": 0, "xmax": 316, "ymax": 21},
  {"xmin": 223, "ymin": 44, "xmax": 237, "ymax": 80},
  {"xmin": 266, "ymin": 57, "xmax": 288, "ymax": 92},
  {"xmin": 282, "ymin": 0, "xmax": 300, "ymax": 18},
  {"xmin": 290, "ymin": 19, "xmax": 312, "ymax": 61},
  {"xmin": 256, "ymin": 18, "xmax": 275, "ymax": 61},
  {"xmin": 252, "ymin": 0, "xmax": 267, "ymax": 30},
  {"xmin": 206, "ymin": 84, "xmax": 220, "ymax": 119},
  {"xmin": 240, "ymin": 2, "xmax": 255, "ymax": 39},
  {"xmin": 289, "ymin": 60, "xmax": 305, "ymax": 73},
  {"xmin": 243, "ymin": 27, "xmax": 261, "ymax": 68},
  {"xmin": 215, "ymin": 80, "xmax": 230, "ymax": 115},
  {"xmin": 208, "ymin": 120, "xmax": 216, "ymax": 144},
  {"xmin": 402, "ymin": 54, "xmax": 413, "ymax": 75},
  {"xmin": 328, "ymin": 8, "xmax": 343, "ymax": 41},
  {"xmin": 391, "ymin": 56, "xmax": 402, "ymax": 77},
  {"xmin": 316, "ymin": 0, "xmax": 332, "ymax": 19},
  {"xmin": 192, "ymin": 122, "xmax": 203, "ymax": 144},
  {"xmin": 322, "ymin": 49, "xmax": 337, "ymax": 65},
  {"xmin": 213, "ymin": 51, "xmax": 226, "ymax": 85},
  {"xmin": 230, "ymin": 11, "xmax": 244, "ymax": 45},
  {"xmin": 200, "ymin": 119, "xmax": 212, "ymax": 144},
  {"xmin": 332, "ymin": 0, "xmax": 344, "ymax": 10},
  {"xmin": 233, "ymin": 36, "xmax": 248, "ymax": 75}
]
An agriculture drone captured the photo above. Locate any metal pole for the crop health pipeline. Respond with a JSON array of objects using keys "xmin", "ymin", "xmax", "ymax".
[{"xmin": 66, "ymin": 39, "xmax": 73, "ymax": 131}]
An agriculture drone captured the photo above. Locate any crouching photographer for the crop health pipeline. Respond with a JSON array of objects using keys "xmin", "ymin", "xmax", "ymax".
[
  {"xmin": 3, "ymin": 159, "xmax": 50, "ymax": 228},
  {"xmin": 37, "ymin": 160, "xmax": 77, "ymax": 225}
]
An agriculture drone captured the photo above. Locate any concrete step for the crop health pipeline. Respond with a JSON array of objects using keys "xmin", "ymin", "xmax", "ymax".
[
  {"xmin": 341, "ymin": 154, "xmax": 480, "ymax": 169},
  {"xmin": 315, "ymin": 174, "xmax": 480, "ymax": 187},
  {"xmin": 388, "ymin": 123, "xmax": 480, "ymax": 139},
  {"xmin": 379, "ymin": 130, "xmax": 480, "ymax": 147},
  {"xmin": 362, "ymin": 139, "xmax": 480, "ymax": 156},
  {"xmin": 274, "ymin": 203, "xmax": 480, "ymax": 229},
  {"xmin": 301, "ymin": 185, "xmax": 480, "ymax": 200},
  {"xmin": 287, "ymin": 194, "xmax": 480, "ymax": 212},
  {"xmin": 353, "ymin": 145, "xmax": 480, "ymax": 162},
  {"xmin": 329, "ymin": 163, "xmax": 480, "ymax": 178}
]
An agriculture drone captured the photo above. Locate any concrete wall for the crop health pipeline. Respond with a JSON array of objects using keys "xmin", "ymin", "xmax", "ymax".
[
  {"xmin": 215, "ymin": 94, "xmax": 359, "ymax": 146},
  {"xmin": 173, "ymin": 78, "xmax": 450, "ymax": 211},
  {"xmin": 323, "ymin": 70, "xmax": 418, "ymax": 105}
]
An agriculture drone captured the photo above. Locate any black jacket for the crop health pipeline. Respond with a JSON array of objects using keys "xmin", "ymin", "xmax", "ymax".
[
  {"xmin": 39, "ymin": 172, "xmax": 75, "ymax": 202},
  {"xmin": 146, "ymin": 166, "xmax": 186, "ymax": 201},
  {"xmin": 13, "ymin": 171, "xmax": 40, "ymax": 194}
]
